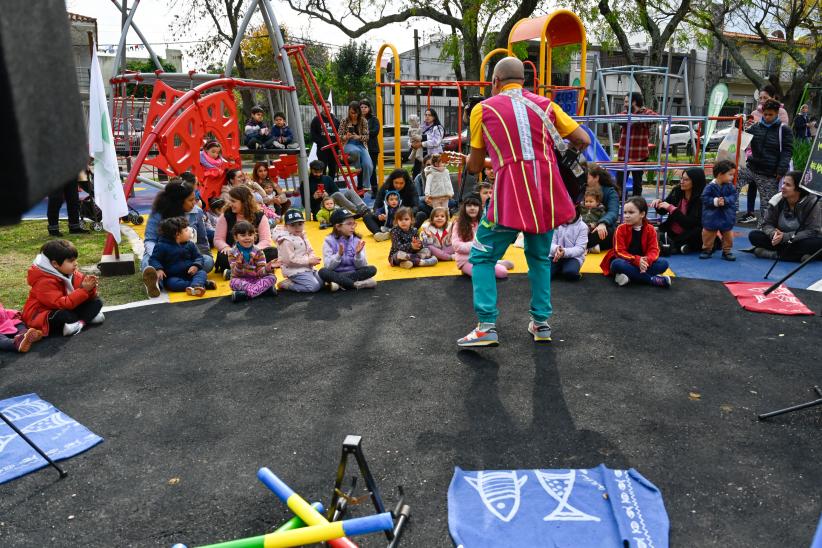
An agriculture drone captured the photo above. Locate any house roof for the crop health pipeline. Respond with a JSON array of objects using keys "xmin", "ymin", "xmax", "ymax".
[
  {"xmin": 68, "ymin": 12, "xmax": 97, "ymax": 24},
  {"xmin": 723, "ymin": 31, "xmax": 813, "ymax": 46}
]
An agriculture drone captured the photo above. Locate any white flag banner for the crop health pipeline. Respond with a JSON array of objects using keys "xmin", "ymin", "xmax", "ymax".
[
  {"xmin": 308, "ymin": 90, "xmax": 334, "ymax": 164},
  {"xmin": 88, "ymin": 46, "xmax": 128, "ymax": 243}
]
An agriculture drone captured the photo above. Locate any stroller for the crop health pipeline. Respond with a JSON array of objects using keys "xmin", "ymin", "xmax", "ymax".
[{"xmin": 78, "ymin": 168, "xmax": 144, "ymax": 231}]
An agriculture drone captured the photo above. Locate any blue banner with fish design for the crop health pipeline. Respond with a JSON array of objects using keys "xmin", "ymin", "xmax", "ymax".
[
  {"xmin": 0, "ymin": 394, "xmax": 102, "ymax": 484},
  {"xmin": 448, "ymin": 465, "xmax": 669, "ymax": 547}
]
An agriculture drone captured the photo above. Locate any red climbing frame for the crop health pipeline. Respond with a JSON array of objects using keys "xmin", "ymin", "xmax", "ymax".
[
  {"xmin": 103, "ymin": 77, "xmax": 295, "ymax": 254},
  {"xmin": 284, "ymin": 44, "xmax": 358, "ymax": 190}
]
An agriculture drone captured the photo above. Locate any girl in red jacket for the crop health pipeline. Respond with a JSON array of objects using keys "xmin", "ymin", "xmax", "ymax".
[
  {"xmin": 22, "ymin": 240, "xmax": 104, "ymax": 337},
  {"xmin": 600, "ymin": 197, "xmax": 671, "ymax": 288}
]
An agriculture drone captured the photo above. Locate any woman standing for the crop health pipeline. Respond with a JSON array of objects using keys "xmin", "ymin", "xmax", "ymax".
[
  {"xmin": 651, "ymin": 168, "xmax": 706, "ymax": 254},
  {"xmin": 421, "ymin": 108, "xmax": 444, "ymax": 155},
  {"xmin": 341, "ymin": 101, "xmax": 374, "ymax": 192},
  {"xmin": 360, "ymin": 99, "xmax": 381, "ymax": 192}
]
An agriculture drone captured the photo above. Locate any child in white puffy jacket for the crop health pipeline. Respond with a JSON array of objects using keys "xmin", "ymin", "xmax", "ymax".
[
  {"xmin": 424, "ymin": 154, "xmax": 454, "ymax": 210},
  {"xmin": 276, "ymin": 209, "xmax": 323, "ymax": 292}
]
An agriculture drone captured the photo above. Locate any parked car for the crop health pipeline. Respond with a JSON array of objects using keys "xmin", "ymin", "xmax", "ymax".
[
  {"xmin": 381, "ymin": 125, "xmax": 409, "ymax": 158},
  {"xmin": 442, "ymin": 129, "xmax": 469, "ymax": 153},
  {"xmin": 706, "ymin": 124, "xmax": 735, "ymax": 151},
  {"xmin": 660, "ymin": 124, "xmax": 698, "ymax": 153}
]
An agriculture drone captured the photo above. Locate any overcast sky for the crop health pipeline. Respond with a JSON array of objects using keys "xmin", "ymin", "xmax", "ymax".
[{"xmin": 66, "ymin": 0, "xmax": 441, "ymax": 69}]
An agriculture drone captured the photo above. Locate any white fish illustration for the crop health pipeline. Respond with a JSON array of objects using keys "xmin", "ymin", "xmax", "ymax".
[
  {"xmin": 1, "ymin": 398, "xmax": 49, "ymax": 421},
  {"xmin": 465, "ymin": 470, "xmax": 527, "ymax": 522},
  {"xmin": 0, "ymin": 412, "xmax": 75, "ymax": 453},
  {"xmin": 534, "ymin": 470, "xmax": 601, "ymax": 522}
]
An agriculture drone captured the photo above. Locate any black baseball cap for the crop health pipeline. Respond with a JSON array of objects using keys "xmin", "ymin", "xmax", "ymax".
[
  {"xmin": 329, "ymin": 208, "xmax": 359, "ymax": 226},
  {"xmin": 284, "ymin": 208, "xmax": 305, "ymax": 224}
]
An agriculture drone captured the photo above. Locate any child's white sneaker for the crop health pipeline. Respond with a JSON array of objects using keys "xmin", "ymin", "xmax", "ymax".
[
  {"xmin": 63, "ymin": 321, "xmax": 84, "ymax": 336},
  {"xmin": 354, "ymin": 278, "xmax": 377, "ymax": 289},
  {"xmin": 373, "ymin": 232, "xmax": 390, "ymax": 242},
  {"xmin": 90, "ymin": 312, "xmax": 105, "ymax": 324},
  {"xmin": 329, "ymin": 282, "xmax": 340, "ymax": 292},
  {"xmin": 614, "ymin": 273, "xmax": 630, "ymax": 286}
]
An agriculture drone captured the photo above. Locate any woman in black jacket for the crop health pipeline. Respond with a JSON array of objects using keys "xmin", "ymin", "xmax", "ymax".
[
  {"xmin": 651, "ymin": 167, "xmax": 707, "ymax": 254},
  {"xmin": 749, "ymin": 171, "xmax": 822, "ymax": 261},
  {"xmin": 310, "ymin": 100, "xmax": 340, "ymax": 180},
  {"xmin": 360, "ymin": 99, "xmax": 381, "ymax": 192},
  {"xmin": 373, "ymin": 169, "xmax": 427, "ymax": 228}
]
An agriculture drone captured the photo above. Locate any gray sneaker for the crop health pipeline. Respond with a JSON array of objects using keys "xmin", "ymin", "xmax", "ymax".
[{"xmin": 527, "ymin": 320, "xmax": 552, "ymax": 343}]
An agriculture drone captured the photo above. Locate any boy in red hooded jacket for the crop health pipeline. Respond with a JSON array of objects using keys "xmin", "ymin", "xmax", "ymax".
[{"xmin": 22, "ymin": 240, "xmax": 104, "ymax": 337}]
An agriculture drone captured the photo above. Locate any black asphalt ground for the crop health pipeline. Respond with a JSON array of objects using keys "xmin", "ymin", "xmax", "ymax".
[{"xmin": 0, "ymin": 274, "xmax": 821, "ymax": 547}]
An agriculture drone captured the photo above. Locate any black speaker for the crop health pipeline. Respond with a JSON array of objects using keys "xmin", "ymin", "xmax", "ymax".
[{"xmin": 0, "ymin": 2, "xmax": 87, "ymax": 225}]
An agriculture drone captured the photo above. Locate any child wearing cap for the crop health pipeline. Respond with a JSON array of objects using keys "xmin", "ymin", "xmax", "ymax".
[
  {"xmin": 276, "ymin": 209, "xmax": 323, "ymax": 292},
  {"xmin": 318, "ymin": 209, "xmax": 378, "ymax": 291},
  {"xmin": 228, "ymin": 220, "xmax": 279, "ymax": 302}
]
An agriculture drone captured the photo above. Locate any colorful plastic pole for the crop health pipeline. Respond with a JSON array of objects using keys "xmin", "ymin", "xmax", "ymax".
[
  {"xmin": 181, "ymin": 514, "xmax": 391, "ymax": 548},
  {"xmin": 257, "ymin": 468, "xmax": 381, "ymax": 547},
  {"xmin": 257, "ymin": 468, "xmax": 358, "ymax": 547},
  {"xmin": 273, "ymin": 503, "xmax": 323, "ymax": 533}
]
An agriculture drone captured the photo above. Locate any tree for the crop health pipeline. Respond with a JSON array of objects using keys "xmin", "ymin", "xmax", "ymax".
[
  {"xmin": 332, "ymin": 41, "xmax": 375, "ymax": 103},
  {"xmin": 240, "ymin": 24, "xmax": 332, "ymax": 105},
  {"xmin": 124, "ymin": 58, "xmax": 177, "ymax": 96},
  {"xmin": 568, "ymin": 0, "xmax": 693, "ymax": 107},
  {"xmin": 688, "ymin": 0, "xmax": 822, "ymax": 115},
  {"xmin": 282, "ymin": 0, "xmax": 542, "ymax": 81},
  {"xmin": 168, "ymin": 0, "xmax": 256, "ymax": 118}
]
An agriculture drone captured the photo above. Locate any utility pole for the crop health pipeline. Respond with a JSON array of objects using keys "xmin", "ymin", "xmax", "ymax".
[{"xmin": 414, "ymin": 29, "xmax": 421, "ymax": 117}]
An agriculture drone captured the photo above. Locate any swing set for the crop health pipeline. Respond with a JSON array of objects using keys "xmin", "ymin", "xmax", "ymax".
[{"xmin": 103, "ymin": 0, "xmax": 357, "ymax": 256}]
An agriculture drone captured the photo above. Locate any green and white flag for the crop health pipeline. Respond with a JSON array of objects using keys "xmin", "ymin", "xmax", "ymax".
[
  {"xmin": 705, "ymin": 83, "xmax": 729, "ymax": 148},
  {"xmin": 88, "ymin": 46, "xmax": 127, "ymax": 242}
]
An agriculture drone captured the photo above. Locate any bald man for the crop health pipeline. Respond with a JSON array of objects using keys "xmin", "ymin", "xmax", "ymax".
[{"xmin": 457, "ymin": 57, "xmax": 590, "ymax": 347}]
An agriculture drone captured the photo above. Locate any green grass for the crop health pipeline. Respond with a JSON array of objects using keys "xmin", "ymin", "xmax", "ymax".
[{"xmin": 0, "ymin": 221, "xmax": 145, "ymax": 311}]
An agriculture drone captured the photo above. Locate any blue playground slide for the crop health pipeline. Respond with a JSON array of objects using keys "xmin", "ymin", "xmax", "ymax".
[{"xmin": 579, "ymin": 124, "xmax": 633, "ymax": 192}]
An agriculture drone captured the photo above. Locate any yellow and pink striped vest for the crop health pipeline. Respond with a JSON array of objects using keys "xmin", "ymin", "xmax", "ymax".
[{"xmin": 481, "ymin": 88, "xmax": 575, "ymax": 233}]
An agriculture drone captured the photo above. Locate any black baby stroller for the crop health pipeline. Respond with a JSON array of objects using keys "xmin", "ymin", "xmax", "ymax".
[{"xmin": 78, "ymin": 168, "xmax": 144, "ymax": 230}]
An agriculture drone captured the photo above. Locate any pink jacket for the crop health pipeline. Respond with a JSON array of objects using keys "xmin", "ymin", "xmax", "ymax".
[
  {"xmin": 0, "ymin": 303, "xmax": 23, "ymax": 335},
  {"xmin": 276, "ymin": 232, "xmax": 318, "ymax": 277},
  {"xmin": 451, "ymin": 219, "xmax": 478, "ymax": 268}
]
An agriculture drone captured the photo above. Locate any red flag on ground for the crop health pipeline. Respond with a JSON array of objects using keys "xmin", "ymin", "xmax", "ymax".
[{"xmin": 724, "ymin": 282, "xmax": 815, "ymax": 315}]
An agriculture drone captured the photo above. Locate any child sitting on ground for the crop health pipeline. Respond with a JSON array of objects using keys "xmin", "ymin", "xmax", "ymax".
[
  {"xmin": 700, "ymin": 159, "xmax": 738, "ymax": 261},
  {"xmin": 200, "ymin": 140, "xmax": 231, "ymax": 206},
  {"xmin": 318, "ymin": 209, "xmax": 378, "ymax": 291},
  {"xmin": 271, "ymin": 112, "xmax": 298, "ymax": 149},
  {"xmin": 389, "ymin": 207, "xmax": 438, "ymax": 269},
  {"xmin": 424, "ymin": 154, "xmax": 454, "ymax": 210},
  {"xmin": 581, "ymin": 188, "xmax": 606, "ymax": 228},
  {"xmin": 316, "ymin": 196, "xmax": 337, "ymax": 229},
  {"xmin": 452, "ymin": 194, "xmax": 514, "ymax": 278},
  {"xmin": 420, "ymin": 207, "xmax": 454, "ymax": 262},
  {"xmin": 1, "ymin": 301, "xmax": 42, "ymax": 353},
  {"xmin": 149, "ymin": 217, "xmax": 212, "ymax": 297},
  {"xmin": 204, "ymin": 197, "xmax": 225, "ymax": 247},
  {"xmin": 276, "ymin": 209, "xmax": 323, "ymax": 293},
  {"xmin": 228, "ymin": 221, "xmax": 278, "ymax": 302},
  {"xmin": 374, "ymin": 190, "xmax": 401, "ymax": 239},
  {"xmin": 23, "ymin": 239, "xmax": 105, "ymax": 337},
  {"xmin": 600, "ymin": 197, "xmax": 671, "ymax": 288},
  {"xmin": 550, "ymin": 205, "xmax": 589, "ymax": 281},
  {"xmin": 244, "ymin": 105, "xmax": 275, "ymax": 150}
]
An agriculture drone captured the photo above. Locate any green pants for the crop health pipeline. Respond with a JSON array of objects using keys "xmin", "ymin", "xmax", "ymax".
[{"xmin": 469, "ymin": 218, "xmax": 554, "ymax": 323}]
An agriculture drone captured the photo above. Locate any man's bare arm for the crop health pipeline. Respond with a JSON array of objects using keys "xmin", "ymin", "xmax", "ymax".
[{"xmin": 467, "ymin": 144, "xmax": 487, "ymax": 174}]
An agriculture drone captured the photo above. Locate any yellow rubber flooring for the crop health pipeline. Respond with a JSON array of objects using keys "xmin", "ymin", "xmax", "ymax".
[{"xmin": 130, "ymin": 220, "xmax": 673, "ymax": 303}]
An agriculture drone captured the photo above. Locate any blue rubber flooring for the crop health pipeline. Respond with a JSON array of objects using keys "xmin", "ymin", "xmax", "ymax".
[{"xmin": 667, "ymin": 227, "xmax": 822, "ymax": 289}]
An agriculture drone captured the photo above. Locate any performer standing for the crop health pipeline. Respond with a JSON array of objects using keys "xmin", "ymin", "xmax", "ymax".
[{"xmin": 457, "ymin": 57, "xmax": 590, "ymax": 347}]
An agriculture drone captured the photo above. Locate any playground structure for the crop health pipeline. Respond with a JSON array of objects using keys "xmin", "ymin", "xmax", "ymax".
[{"xmin": 104, "ymin": 0, "xmax": 357, "ymax": 255}]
